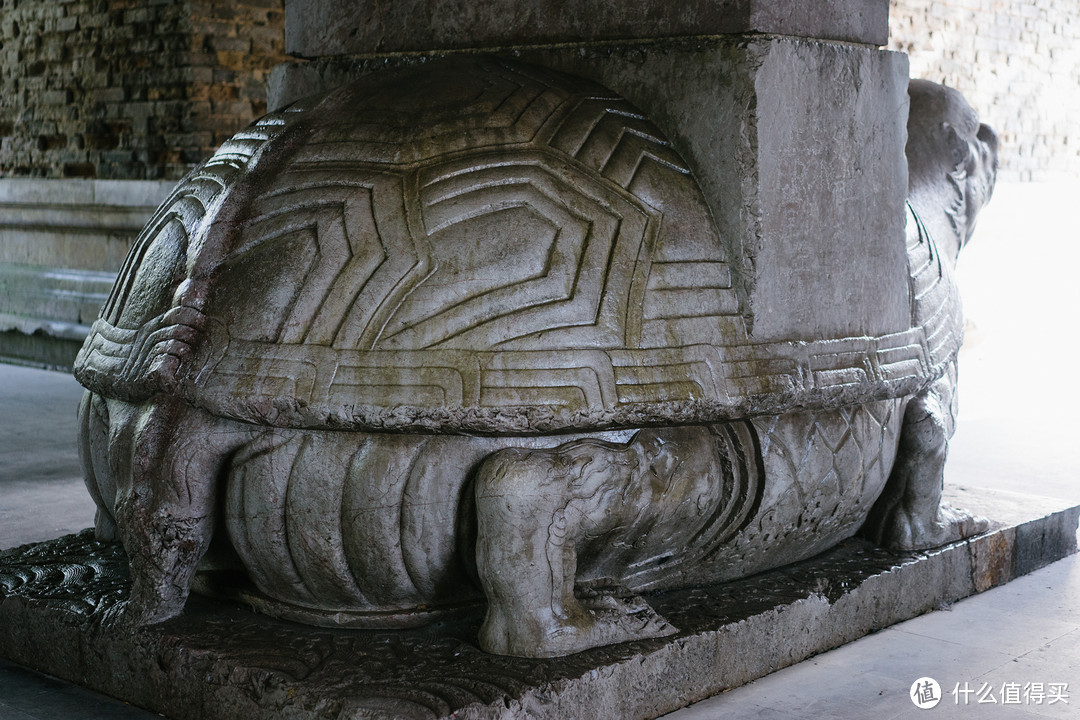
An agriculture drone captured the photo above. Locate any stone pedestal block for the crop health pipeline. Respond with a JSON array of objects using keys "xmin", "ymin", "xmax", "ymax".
[
  {"xmin": 0, "ymin": 486, "xmax": 1074, "ymax": 720},
  {"xmin": 524, "ymin": 38, "xmax": 911, "ymax": 342}
]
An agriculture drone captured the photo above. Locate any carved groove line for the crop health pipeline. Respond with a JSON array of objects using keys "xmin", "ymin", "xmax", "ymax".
[
  {"xmin": 906, "ymin": 203, "xmax": 962, "ymax": 366},
  {"xmin": 396, "ymin": 155, "xmax": 648, "ymax": 351},
  {"xmin": 630, "ymin": 421, "xmax": 764, "ymax": 588}
]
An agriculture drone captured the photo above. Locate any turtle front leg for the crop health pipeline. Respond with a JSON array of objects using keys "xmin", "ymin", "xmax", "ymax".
[
  {"xmin": 863, "ymin": 363, "xmax": 989, "ymax": 551},
  {"xmin": 99, "ymin": 394, "xmax": 256, "ymax": 625},
  {"xmin": 474, "ymin": 431, "xmax": 689, "ymax": 658}
]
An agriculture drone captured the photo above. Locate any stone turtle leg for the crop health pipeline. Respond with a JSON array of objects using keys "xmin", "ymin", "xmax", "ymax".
[
  {"xmin": 98, "ymin": 394, "xmax": 258, "ymax": 626},
  {"xmin": 862, "ymin": 362, "xmax": 989, "ymax": 551},
  {"xmin": 473, "ymin": 429, "xmax": 729, "ymax": 658}
]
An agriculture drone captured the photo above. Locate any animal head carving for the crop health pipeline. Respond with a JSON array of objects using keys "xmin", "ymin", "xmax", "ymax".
[{"xmin": 906, "ymin": 79, "xmax": 999, "ymax": 260}]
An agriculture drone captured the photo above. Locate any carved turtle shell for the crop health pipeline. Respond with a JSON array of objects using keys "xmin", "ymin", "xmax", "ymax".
[{"xmin": 75, "ymin": 57, "xmax": 959, "ymax": 434}]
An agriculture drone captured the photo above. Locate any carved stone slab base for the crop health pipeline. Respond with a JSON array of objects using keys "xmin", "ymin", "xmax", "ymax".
[{"xmin": 1, "ymin": 485, "xmax": 1076, "ymax": 720}]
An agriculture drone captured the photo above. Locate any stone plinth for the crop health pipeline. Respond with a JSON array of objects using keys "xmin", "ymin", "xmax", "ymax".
[
  {"xmin": 1, "ymin": 486, "xmax": 1075, "ymax": 720},
  {"xmin": 284, "ymin": 0, "xmax": 889, "ymax": 57},
  {"xmin": 0, "ymin": 179, "xmax": 171, "ymax": 369}
]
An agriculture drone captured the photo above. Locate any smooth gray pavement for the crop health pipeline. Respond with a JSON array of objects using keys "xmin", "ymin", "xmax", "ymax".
[{"xmin": 0, "ymin": 181, "xmax": 1077, "ymax": 719}]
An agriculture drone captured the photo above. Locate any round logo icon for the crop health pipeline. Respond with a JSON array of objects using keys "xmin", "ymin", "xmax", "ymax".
[{"xmin": 911, "ymin": 677, "xmax": 942, "ymax": 709}]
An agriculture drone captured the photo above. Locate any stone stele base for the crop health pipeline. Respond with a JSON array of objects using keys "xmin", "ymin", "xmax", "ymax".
[{"xmin": 1, "ymin": 485, "xmax": 1077, "ymax": 720}]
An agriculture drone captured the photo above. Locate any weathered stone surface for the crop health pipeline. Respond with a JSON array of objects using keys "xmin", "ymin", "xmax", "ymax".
[
  {"xmin": 0, "ymin": 486, "xmax": 1075, "ymax": 720},
  {"xmin": 269, "ymin": 38, "xmax": 912, "ymax": 344},
  {"xmin": 70, "ymin": 53, "xmax": 1000, "ymax": 658},
  {"xmin": 283, "ymin": 0, "xmax": 889, "ymax": 58}
]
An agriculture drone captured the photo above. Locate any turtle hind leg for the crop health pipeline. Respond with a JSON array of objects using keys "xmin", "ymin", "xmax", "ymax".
[
  {"xmin": 862, "ymin": 366, "xmax": 989, "ymax": 552},
  {"xmin": 101, "ymin": 394, "xmax": 257, "ymax": 626}
]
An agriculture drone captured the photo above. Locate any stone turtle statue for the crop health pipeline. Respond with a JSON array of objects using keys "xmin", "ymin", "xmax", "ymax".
[{"xmin": 74, "ymin": 59, "xmax": 997, "ymax": 658}]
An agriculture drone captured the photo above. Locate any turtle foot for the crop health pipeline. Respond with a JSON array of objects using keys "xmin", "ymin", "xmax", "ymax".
[
  {"xmin": 880, "ymin": 503, "xmax": 990, "ymax": 552},
  {"xmin": 97, "ymin": 596, "xmax": 178, "ymax": 630},
  {"xmin": 479, "ymin": 589, "xmax": 676, "ymax": 658}
]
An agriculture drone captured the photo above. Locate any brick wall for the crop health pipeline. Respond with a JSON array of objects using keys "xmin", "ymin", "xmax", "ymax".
[
  {"xmin": 891, "ymin": 0, "xmax": 1080, "ymax": 182},
  {"xmin": 0, "ymin": 0, "xmax": 286, "ymax": 181},
  {"xmin": 4, "ymin": 1, "xmax": 1070, "ymax": 182}
]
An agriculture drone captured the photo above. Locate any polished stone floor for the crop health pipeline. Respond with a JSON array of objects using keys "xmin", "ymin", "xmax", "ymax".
[{"xmin": 1, "ymin": 181, "xmax": 1077, "ymax": 718}]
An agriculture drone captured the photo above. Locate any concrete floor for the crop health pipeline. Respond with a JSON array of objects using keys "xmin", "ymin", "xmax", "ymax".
[{"xmin": 0, "ymin": 180, "xmax": 1077, "ymax": 718}]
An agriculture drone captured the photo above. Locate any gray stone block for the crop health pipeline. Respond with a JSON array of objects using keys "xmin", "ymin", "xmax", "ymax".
[
  {"xmin": 524, "ymin": 37, "xmax": 910, "ymax": 342},
  {"xmin": 0, "ymin": 486, "xmax": 1074, "ymax": 720},
  {"xmin": 284, "ymin": 0, "xmax": 889, "ymax": 58}
]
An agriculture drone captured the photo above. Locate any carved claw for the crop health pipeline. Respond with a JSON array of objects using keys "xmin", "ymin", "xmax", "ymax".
[
  {"xmin": 577, "ymin": 591, "xmax": 678, "ymax": 643},
  {"xmin": 98, "ymin": 591, "xmax": 186, "ymax": 631},
  {"xmin": 479, "ymin": 591, "xmax": 676, "ymax": 659},
  {"xmin": 80, "ymin": 393, "xmax": 258, "ymax": 633},
  {"xmin": 879, "ymin": 503, "xmax": 991, "ymax": 553},
  {"xmin": 554, "ymin": 599, "xmax": 677, "ymax": 656}
]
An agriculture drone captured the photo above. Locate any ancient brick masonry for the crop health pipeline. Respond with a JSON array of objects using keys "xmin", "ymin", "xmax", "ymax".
[
  {"xmin": 0, "ymin": 0, "xmax": 287, "ymax": 180},
  {"xmin": 3, "ymin": 0, "xmax": 1072, "ymax": 183},
  {"xmin": 891, "ymin": 0, "xmax": 1080, "ymax": 182}
]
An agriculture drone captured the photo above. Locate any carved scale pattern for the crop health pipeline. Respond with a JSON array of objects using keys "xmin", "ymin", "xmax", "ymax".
[
  {"xmin": 0, "ymin": 530, "xmax": 129, "ymax": 617},
  {"xmin": 747, "ymin": 400, "xmax": 904, "ymax": 554},
  {"xmin": 905, "ymin": 202, "xmax": 964, "ymax": 367},
  {"xmin": 74, "ymin": 57, "xmax": 961, "ymax": 434}
]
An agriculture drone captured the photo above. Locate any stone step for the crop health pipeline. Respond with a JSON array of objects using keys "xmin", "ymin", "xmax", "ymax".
[
  {"xmin": 0, "ymin": 262, "xmax": 114, "ymax": 334},
  {"xmin": 0, "ymin": 485, "xmax": 1074, "ymax": 720},
  {"xmin": 0, "ymin": 179, "xmax": 171, "ymax": 369}
]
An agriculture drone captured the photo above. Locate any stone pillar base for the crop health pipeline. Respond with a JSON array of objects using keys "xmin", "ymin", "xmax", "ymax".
[{"xmin": 1, "ymin": 485, "xmax": 1075, "ymax": 720}]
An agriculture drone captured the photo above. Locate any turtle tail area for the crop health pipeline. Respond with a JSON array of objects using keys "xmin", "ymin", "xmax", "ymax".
[
  {"xmin": 77, "ymin": 390, "xmax": 119, "ymax": 542},
  {"xmin": 77, "ymin": 391, "xmax": 260, "ymax": 626}
]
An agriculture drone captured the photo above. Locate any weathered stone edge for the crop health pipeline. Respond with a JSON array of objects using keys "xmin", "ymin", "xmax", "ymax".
[
  {"xmin": 486, "ymin": 494, "xmax": 1080, "ymax": 719},
  {"xmin": 0, "ymin": 490, "xmax": 1076, "ymax": 720}
]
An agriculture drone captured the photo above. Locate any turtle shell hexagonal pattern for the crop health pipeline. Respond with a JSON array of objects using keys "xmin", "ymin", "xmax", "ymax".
[{"xmin": 74, "ymin": 57, "xmax": 959, "ymax": 434}]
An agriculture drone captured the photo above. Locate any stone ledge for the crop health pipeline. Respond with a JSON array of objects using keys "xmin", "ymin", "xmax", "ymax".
[
  {"xmin": 0, "ymin": 485, "xmax": 1075, "ymax": 720},
  {"xmin": 0, "ymin": 179, "xmax": 174, "ymax": 211},
  {"xmin": 0, "ymin": 178, "xmax": 171, "ymax": 368},
  {"xmin": 0, "ymin": 331, "xmax": 85, "ymax": 372}
]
